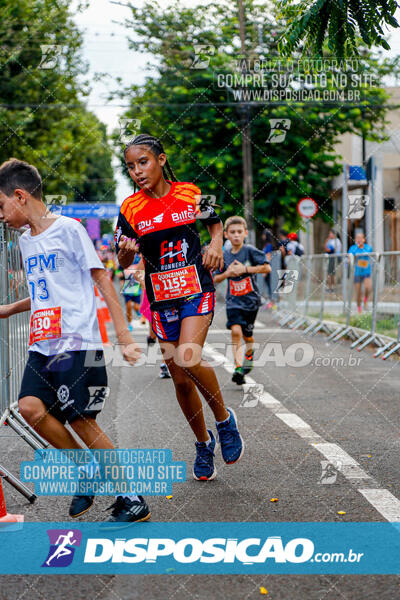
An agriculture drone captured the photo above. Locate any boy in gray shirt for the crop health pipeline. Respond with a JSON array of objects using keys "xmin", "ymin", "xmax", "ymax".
[{"xmin": 214, "ymin": 216, "xmax": 270, "ymax": 384}]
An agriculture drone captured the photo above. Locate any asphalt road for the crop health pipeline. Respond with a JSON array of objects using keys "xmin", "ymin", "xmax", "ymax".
[{"xmin": 1, "ymin": 302, "xmax": 399, "ymax": 599}]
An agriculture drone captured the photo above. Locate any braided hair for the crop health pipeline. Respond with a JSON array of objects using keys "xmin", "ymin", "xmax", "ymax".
[{"xmin": 124, "ymin": 134, "xmax": 177, "ymax": 191}]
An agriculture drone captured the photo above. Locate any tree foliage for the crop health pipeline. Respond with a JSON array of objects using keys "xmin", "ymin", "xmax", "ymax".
[
  {"xmin": 278, "ymin": 0, "xmax": 399, "ymax": 58},
  {"xmin": 114, "ymin": 0, "xmax": 397, "ymax": 232},
  {"xmin": 0, "ymin": 0, "xmax": 116, "ymax": 203}
]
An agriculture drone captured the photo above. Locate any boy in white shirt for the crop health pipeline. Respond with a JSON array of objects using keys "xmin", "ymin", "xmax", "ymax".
[{"xmin": 0, "ymin": 158, "xmax": 150, "ymax": 523}]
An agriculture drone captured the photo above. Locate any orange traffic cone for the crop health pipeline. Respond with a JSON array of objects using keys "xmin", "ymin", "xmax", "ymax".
[
  {"xmin": 94, "ymin": 287, "xmax": 111, "ymax": 345},
  {"xmin": 0, "ymin": 478, "xmax": 24, "ymax": 523}
]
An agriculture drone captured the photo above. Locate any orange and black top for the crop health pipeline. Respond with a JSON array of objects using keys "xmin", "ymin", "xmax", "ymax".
[{"xmin": 114, "ymin": 182, "xmax": 221, "ymax": 310}]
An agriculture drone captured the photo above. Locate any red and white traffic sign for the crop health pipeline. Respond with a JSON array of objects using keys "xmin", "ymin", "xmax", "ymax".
[{"xmin": 297, "ymin": 197, "xmax": 318, "ymax": 219}]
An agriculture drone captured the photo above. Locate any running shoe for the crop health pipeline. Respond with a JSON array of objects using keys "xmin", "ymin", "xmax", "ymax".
[
  {"xmin": 159, "ymin": 363, "xmax": 171, "ymax": 378},
  {"xmin": 357, "ymin": 305, "xmax": 362, "ymax": 314},
  {"xmin": 193, "ymin": 430, "xmax": 217, "ymax": 481},
  {"xmin": 232, "ymin": 366, "xmax": 245, "ymax": 385},
  {"xmin": 147, "ymin": 335, "xmax": 156, "ymax": 346},
  {"xmin": 128, "ymin": 324, "xmax": 133, "ymax": 332},
  {"xmin": 69, "ymin": 495, "xmax": 94, "ymax": 518},
  {"xmin": 105, "ymin": 495, "xmax": 151, "ymax": 523},
  {"xmin": 242, "ymin": 350, "xmax": 254, "ymax": 374},
  {"xmin": 216, "ymin": 407, "xmax": 244, "ymax": 465}
]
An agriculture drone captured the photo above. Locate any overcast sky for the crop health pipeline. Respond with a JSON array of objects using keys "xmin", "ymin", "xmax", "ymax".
[{"xmin": 72, "ymin": 1, "xmax": 400, "ymax": 204}]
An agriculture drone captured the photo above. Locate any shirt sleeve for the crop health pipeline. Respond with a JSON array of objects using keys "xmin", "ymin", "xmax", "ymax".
[
  {"xmin": 249, "ymin": 245, "xmax": 269, "ymax": 265},
  {"xmin": 114, "ymin": 211, "xmax": 137, "ymax": 254},
  {"xmin": 72, "ymin": 222, "xmax": 104, "ymax": 271}
]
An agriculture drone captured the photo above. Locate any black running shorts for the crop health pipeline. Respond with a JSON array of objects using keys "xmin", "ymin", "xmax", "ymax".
[
  {"xmin": 18, "ymin": 350, "xmax": 109, "ymax": 424},
  {"xmin": 226, "ymin": 308, "xmax": 258, "ymax": 338}
]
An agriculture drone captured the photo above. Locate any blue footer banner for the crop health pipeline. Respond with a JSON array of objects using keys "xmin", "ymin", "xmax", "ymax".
[{"xmin": 0, "ymin": 522, "xmax": 399, "ymax": 574}]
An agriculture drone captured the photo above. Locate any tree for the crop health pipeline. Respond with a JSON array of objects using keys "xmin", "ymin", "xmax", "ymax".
[
  {"xmin": 114, "ymin": 0, "xmax": 397, "ymax": 233},
  {"xmin": 278, "ymin": 0, "xmax": 399, "ymax": 58},
  {"xmin": 0, "ymin": 0, "xmax": 116, "ymax": 203}
]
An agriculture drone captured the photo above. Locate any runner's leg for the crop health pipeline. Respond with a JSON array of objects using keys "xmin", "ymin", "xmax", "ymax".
[
  {"xmin": 177, "ymin": 314, "xmax": 229, "ymax": 423},
  {"xmin": 243, "ymin": 334, "xmax": 254, "ymax": 356},
  {"xmin": 69, "ymin": 417, "xmax": 114, "ymax": 449},
  {"xmin": 364, "ymin": 276, "xmax": 372, "ymax": 305},
  {"xmin": 230, "ymin": 323, "xmax": 243, "ymax": 368},
  {"xmin": 159, "ymin": 340, "xmax": 209, "ymax": 443},
  {"xmin": 355, "ymin": 281, "xmax": 362, "ymax": 308},
  {"xmin": 18, "ymin": 396, "xmax": 82, "ymax": 449},
  {"xmin": 126, "ymin": 298, "xmax": 133, "ymax": 323}
]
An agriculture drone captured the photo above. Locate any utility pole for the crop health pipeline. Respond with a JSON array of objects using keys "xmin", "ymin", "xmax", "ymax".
[{"xmin": 238, "ymin": 0, "xmax": 255, "ymax": 244}]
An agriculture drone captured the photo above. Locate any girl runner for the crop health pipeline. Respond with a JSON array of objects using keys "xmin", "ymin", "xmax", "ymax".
[{"xmin": 114, "ymin": 134, "xmax": 244, "ymax": 480}]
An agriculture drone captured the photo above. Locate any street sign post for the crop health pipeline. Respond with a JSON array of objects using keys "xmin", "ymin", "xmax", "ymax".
[{"xmin": 297, "ymin": 197, "xmax": 318, "ymax": 255}]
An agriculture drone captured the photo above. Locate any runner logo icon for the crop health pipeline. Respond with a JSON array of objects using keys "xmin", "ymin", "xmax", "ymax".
[
  {"xmin": 42, "ymin": 529, "xmax": 82, "ymax": 567},
  {"xmin": 160, "ymin": 239, "xmax": 189, "ymax": 266}
]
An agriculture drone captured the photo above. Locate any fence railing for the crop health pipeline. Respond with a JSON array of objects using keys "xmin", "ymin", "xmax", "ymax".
[
  {"xmin": 273, "ymin": 250, "xmax": 400, "ymax": 358},
  {"xmin": 0, "ymin": 223, "xmax": 46, "ymax": 501}
]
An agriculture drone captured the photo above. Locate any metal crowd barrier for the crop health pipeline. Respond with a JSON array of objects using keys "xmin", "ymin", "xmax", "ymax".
[
  {"xmin": 0, "ymin": 223, "xmax": 47, "ymax": 502},
  {"xmin": 275, "ymin": 250, "xmax": 400, "ymax": 358}
]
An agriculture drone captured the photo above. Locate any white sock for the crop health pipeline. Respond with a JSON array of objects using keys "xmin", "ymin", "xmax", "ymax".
[
  {"xmin": 216, "ymin": 414, "xmax": 230, "ymax": 426},
  {"xmin": 198, "ymin": 435, "xmax": 211, "ymax": 445},
  {"xmin": 118, "ymin": 494, "xmax": 141, "ymax": 502}
]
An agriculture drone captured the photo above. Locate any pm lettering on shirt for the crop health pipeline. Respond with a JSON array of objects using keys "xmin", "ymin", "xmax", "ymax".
[
  {"xmin": 229, "ymin": 277, "xmax": 254, "ymax": 296},
  {"xmin": 25, "ymin": 252, "xmax": 63, "ymax": 275}
]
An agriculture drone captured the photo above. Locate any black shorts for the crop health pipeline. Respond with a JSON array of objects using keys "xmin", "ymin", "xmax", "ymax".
[
  {"xmin": 226, "ymin": 308, "xmax": 258, "ymax": 338},
  {"xmin": 18, "ymin": 350, "xmax": 109, "ymax": 424}
]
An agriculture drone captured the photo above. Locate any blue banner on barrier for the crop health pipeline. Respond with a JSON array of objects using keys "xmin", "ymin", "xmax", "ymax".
[
  {"xmin": 0, "ymin": 522, "xmax": 399, "ymax": 574},
  {"xmin": 49, "ymin": 204, "xmax": 120, "ymax": 219}
]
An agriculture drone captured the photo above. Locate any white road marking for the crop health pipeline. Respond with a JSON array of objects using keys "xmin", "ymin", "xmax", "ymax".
[
  {"xmin": 358, "ymin": 489, "xmax": 400, "ymax": 521},
  {"xmin": 203, "ymin": 342, "xmax": 400, "ymax": 522}
]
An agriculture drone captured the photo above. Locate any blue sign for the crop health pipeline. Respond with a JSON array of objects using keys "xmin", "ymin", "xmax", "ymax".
[
  {"xmin": 349, "ymin": 165, "xmax": 367, "ymax": 181},
  {"xmin": 49, "ymin": 204, "xmax": 121, "ymax": 219},
  {"xmin": 0, "ymin": 522, "xmax": 399, "ymax": 574}
]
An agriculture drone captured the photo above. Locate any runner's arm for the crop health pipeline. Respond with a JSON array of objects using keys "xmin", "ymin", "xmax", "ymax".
[
  {"xmin": 117, "ymin": 237, "xmax": 139, "ymax": 269},
  {"xmin": 248, "ymin": 246, "xmax": 271, "ymax": 275},
  {"xmin": 0, "ymin": 297, "xmax": 31, "ymax": 318},
  {"xmin": 114, "ymin": 211, "xmax": 139, "ymax": 269},
  {"xmin": 246, "ymin": 263, "xmax": 270, "ymax": 274},
  {"xmin": 213, "ymin": 271, "xmax": 227, "ymax": 283},
  {"xmin": 91, "ymin": 268, "xmax": 141, "ymax": 365},
  {"xmin": 203, "ymin": 221, "xmax": 224, "ymax": 271}
]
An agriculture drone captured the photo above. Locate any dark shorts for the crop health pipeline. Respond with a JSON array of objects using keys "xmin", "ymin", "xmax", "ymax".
[
  {"xmin": 123, "ymin": 294, "xmax": 141, "ymax": 304},
  {"xmin": 226, "ymin": 307, "xmax": 258, "ymax": 338},
  {"xmin": 152, "ymin": 292, "xmax": 215, "ymax": 341},
  {"xmin": 18, "ymin": 350, "xmax": 109, "ymax": 424},
  {"xmin": 328, "ymin": 256, "xmax": 336, "ymax": 275},
  {"xmin": 354, "ymin": 274, "xmax": 371, "ymax": 283}
]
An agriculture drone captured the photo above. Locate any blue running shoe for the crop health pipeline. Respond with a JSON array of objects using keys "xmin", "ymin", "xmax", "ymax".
[
  {"xmin": 216, "ymin": 407, "xmax": 244, "ymax": 464},
  {"xmin": 193, "ymin": 430, "xmax": 217, "ymax": 481}
]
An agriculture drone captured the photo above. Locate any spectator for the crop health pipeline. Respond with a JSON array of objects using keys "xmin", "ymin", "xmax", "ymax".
[
  {"xmin": 324, "ymin": 229, "xmax": 342, "ymax": 292},
  {"xmin": 348, "ymin": 232, "xmax": 372, "ymax": 313},
  {"xmin": 287, "ymin": 232, "xmax": 304, "ymax": 257},
  {"xmin": 278, "ymin": 230, "xmax": 289, "ymax": 268}
]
